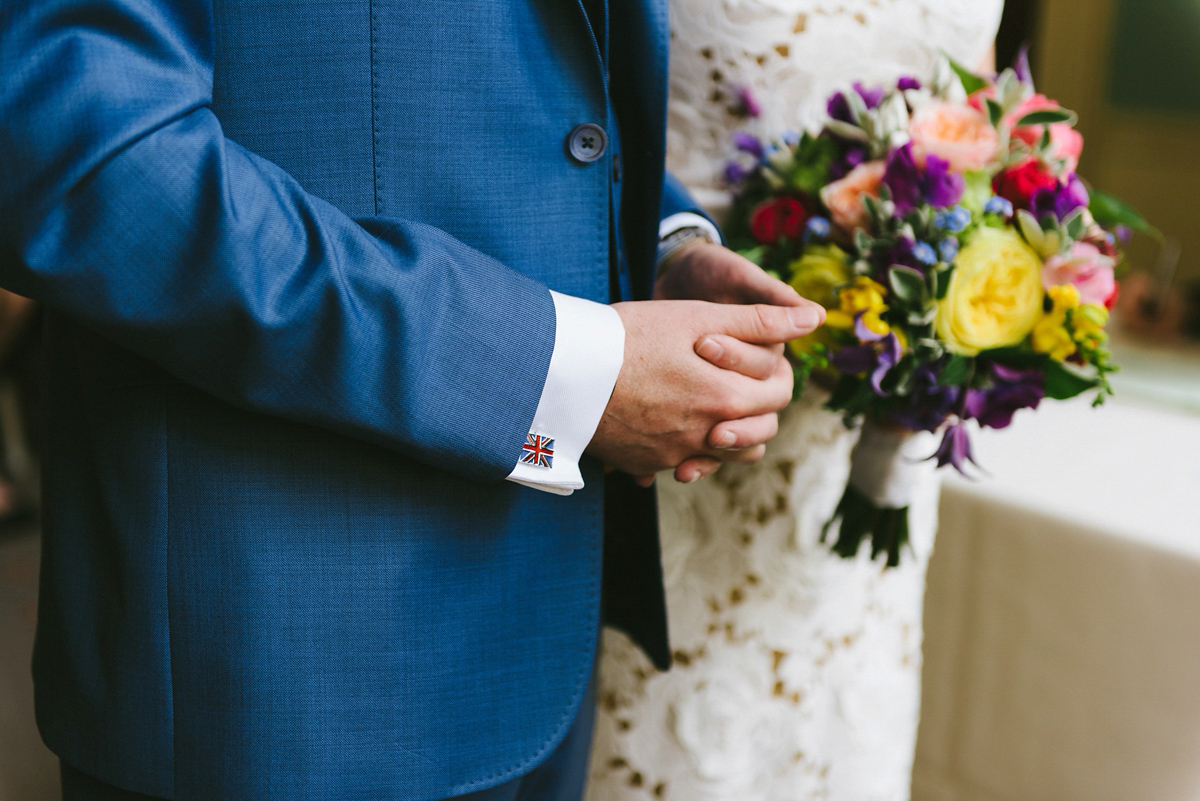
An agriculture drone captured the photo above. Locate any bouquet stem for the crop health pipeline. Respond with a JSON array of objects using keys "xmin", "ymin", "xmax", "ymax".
[
  {"xmin": 822, "ymin": 421, "xmax": 928, "ymax": 567},
  {"xmin": 823, "ymin": 484, "xmax": 910, "ymax": 567}
]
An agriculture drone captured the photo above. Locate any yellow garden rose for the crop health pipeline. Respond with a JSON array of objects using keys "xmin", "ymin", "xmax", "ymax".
[
  {"xmin": 935, "ymin": 227, "xmax": 1044, "ymax": 356},
  {"xmin": 788, "ymin": 245, "xmax": 851, "ymax": 309}
]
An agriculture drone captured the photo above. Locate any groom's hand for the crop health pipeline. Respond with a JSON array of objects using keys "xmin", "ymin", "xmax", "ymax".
[
  {"xmin": 652, "ymin": 241, "xmax": 821, "ymax": 483},
  {"xmin": 586, "ymin": 298, "xmax": 823, "ymax": 484}
]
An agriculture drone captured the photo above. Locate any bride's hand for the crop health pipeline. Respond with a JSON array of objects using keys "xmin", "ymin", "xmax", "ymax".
[{"xmin": 654, "ymin": 240, "xmax": 804, "ymax": 306}]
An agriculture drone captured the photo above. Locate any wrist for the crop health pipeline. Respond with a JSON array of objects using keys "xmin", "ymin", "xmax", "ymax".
[{"xmin": 656, "ymin": 225, "xmax": 716, "ymax": 277}]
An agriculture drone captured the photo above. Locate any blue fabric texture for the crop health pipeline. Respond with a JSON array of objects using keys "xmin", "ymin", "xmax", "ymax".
[
  {"xmin": 660, "ymin": 172, "xmax": 723, "ymax": 243},
  {"xmin": 0, "ymin": 0, "xmax": 676, "ymax": 799}
]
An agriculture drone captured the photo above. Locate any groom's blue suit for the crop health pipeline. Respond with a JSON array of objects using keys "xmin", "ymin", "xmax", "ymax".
[{"xmin": 0, "ymin": 0, "xmax": 702, "ymax": 798}]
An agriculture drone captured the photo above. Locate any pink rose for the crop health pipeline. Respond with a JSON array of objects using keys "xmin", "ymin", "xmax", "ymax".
[
  {"xmin": 1009, "ymin": 94, "xmax": 1083, "ymax": 173},
  {"xmin": 819, "ymin": 160, "xmax": 886, "ymax": 234},
  {"xmin": 1042, "ymin": 242, "xmax": 1117, "ymax": 308},
  {"xmin": 908, "ymin": 101, "xmax": 1000, "ymax": 172}
]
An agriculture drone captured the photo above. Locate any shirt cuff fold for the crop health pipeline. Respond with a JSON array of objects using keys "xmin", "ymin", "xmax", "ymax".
[
  {"xmin": 658, "ymin": 211, "xmax": 723, "ymax": 245},
  {"xmin": 505, "ymin": 291, "xmax": 625, "ymax": 496}
]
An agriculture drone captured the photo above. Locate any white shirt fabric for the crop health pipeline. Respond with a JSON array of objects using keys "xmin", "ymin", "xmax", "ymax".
[
  {"xmin": 506, "ymin": 213, "xmax": 714, "ymax": 495},
  {"xmin": 505, "ymin": 291, "xmax": 625, "ymax": 495}
]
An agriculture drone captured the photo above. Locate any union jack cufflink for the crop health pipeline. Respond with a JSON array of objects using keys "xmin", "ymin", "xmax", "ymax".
[{"xmin": 521, "ymin": 433, "xmax": 555, "ymax": 469}]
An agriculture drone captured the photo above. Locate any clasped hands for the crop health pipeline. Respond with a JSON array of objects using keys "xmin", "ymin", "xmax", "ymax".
[{"xmin": 587, "ymin": 242, "xmax": 825, "ymax": 486}]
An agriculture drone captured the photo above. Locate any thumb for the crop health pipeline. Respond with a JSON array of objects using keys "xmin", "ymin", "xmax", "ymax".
[
  {"xmin": 733, "ymin": 262, "xmax": 808, "ymax": 307},
  {"xmin": 716, "ymin": 302, "xmax": 825, "ymax": 345}
]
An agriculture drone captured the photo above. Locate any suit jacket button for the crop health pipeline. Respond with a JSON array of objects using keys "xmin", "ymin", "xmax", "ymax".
[{"xmin": 567, "ymin": 123, "xmax": 608, "ymax": 164}]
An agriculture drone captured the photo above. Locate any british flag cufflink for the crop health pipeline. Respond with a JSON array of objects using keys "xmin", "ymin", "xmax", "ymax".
[{"xmin": 521, "ymin": 433, "xmax": 555, "ymax": 469}]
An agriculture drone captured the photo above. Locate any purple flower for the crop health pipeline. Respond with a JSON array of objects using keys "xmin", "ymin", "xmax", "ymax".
[
  {"xmin": 827, "ymin": 83, "xmax": 885, "ymax": 122},
  {"xmin": 723, "ymin": 160, "xmax": 750, "ymax": 185},
  {"xmin": 832, "ymin": 344, "xmax": 878, "ymax": 375},
  {"xmin": 1115, "ymin": 224, "xmax": 1132, "ymax": 244},
  {"xmin": 1014, "ymin": 45, "xmax": 1034, "ymax": 87},
  {"xmin": 897, "ymin": 76, "xmax": 923, "ymax": 92},
  {"xmin": 827, "ymin": 92, "xmax": 853, "ymax": 123},
  {"xmin": 854, "ymin": 82, "xmax": 885, "ymax": 110},
  {"xmin": 883, "ymin": 144, "xmax": 964, "ymax": 215},
  {"xmin": 929, "ymin": 423, "xmax": 981, "ymax": 476},
  {"xmin": 733, "ymin": 132, "xmax": 764, "ymax": 159},
  {"xmin": 730, "ymin": 85, "xmax": 763, "ymax": 119},
  {"xmin": 831, "ymin": 318, "xmax": 903, "ymax": 396},
  {"xmin": 884, "ymin": 145, "xmax": 924, "ymax": 214},
  {"xmin": 965, "ymin": 364, "xmax": 1045, "ymax": 430},
  {"xmin": 830, "ymin": 145, "xmax": 868, "ymax": 180},
  {"xmin": 881, "ymin": 236, "xmax": 925, "ymax": 272},
  {"xmin": 922, "ymin": 154, "xmax": 966, "ymax": 209},
  {"xmin": 884, "ymin": 366, "xmax": 960, "ymax": 432},
  {"xmin": 1032, "ymin": 173, "xmax": 1089, "ymax": 222}
]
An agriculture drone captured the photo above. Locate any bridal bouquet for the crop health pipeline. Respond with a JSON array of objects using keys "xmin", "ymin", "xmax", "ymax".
[{"xmin": 724, "ymin": 56, "xmax": 1151, "ymax": 566}]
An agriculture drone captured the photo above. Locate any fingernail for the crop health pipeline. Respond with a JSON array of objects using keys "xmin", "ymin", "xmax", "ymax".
[
  {"xmin": 696, "ymin": 337, "xmax": 724, "ymax": 362},
  {"xmin": 715, "ymin": 430, "xmax": 737, "ymax": 449},
  {"xmin": 788, "ymin": 306, "xmax": 818, "ymax": 329}
]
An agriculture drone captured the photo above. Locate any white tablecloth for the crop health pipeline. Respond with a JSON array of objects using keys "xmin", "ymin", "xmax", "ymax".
[{"xmin": 913, "ymin": 396, "xmax": 1200, "ymax": 801}]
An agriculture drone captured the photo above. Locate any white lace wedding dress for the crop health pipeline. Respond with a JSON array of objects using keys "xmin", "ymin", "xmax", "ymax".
[{"xmin": 588, "ymin": 3, "xmax": 1003, "ymax": 800}]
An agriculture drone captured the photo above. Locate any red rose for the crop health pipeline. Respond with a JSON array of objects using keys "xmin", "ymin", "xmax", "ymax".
[
  {"xmin": 750, "ymin": 197, "xmax": 808, "ymax": 244},
  {"xmin": 992, "ymin": 159, "xmax": 1059, "ymax": 210}
]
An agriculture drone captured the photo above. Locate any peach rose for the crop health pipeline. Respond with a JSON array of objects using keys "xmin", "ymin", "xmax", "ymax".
[
  {"xmin": 1009, "ymin": 94, "xmax": 1083, "ymax": 173},
  {"xmin": 819, "ymin": 160, "xmax": 886, "ymax": 233},
  {"xmin": 908, "ymin": 101, "xmax": 1000, "ymax": 173}
]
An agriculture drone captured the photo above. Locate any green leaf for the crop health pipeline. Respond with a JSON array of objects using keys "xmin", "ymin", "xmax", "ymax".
[
  {"xmin": 986, "ymin": 98, "xmax": 1004, "ymax": 128},
  {"xmin": 939, "ymin": 355, "xmax": 973, "ymax": 387},
  {"xmin": 948, "ymin": 56, "xmax": 989, "ymax": 95},
  {"xmin": 892, "ymin": 361, "xmax": 917, "ymax": 396},
  {"xmin": 826, "ymin": 374, "xmax": 876, "ymax": 418},
  {"xmin": 1044, "ymin": 360, "xmax": 1100, "ymax": 400},
  {"xmin": 862, "ymin": 193, "xmax": 880, "ymax": 221},
  {"xmin": 959, "ymin": 170, "xmax": 994, "ymax": 216},
  {"xmin": 736, "ymin": 246, "xmax": 766, "ymax": 266},
  {"xmin": 1016, "ymin": 109, "xmax": 1077, "ymax": 127},
  {"xmin": 907, "ymin": 308, "xmax": 937, "ymax": 326},
  {"xmin": 1089, "ymin": 189, "xmax": 1162, "ymax": 240},
  {"xmin": 888, "ymin": 265, "xmax": 927, "ymax": 305},
  {"xmin": 1064, "ymin": 208, "xmax": 1087, "ymax": 240},
  {"xmin": 980, "ymin": 346, "xmax": 1047, "ymax": 369},
  {"xmin": 855, "ymin": 229, "xmax": 872, "ymax": 255},
  {"xmin": 934, "ymin": 267, "xmax": 954, "ymax": 300}
]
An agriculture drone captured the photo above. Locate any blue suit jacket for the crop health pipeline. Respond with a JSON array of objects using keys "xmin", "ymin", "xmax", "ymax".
[{"xmin": 0, "ymin": 0, "xmax": 707, "ymax": 798}]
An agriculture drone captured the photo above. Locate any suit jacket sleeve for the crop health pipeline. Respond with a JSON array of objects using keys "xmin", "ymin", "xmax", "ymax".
[
  {"xmin": 659, "ymin": 172, "xmax": 725, "ymax": 243},
  {"xmin": 0, "ymin": 0, "xmax": 559, "ymax": 482}
]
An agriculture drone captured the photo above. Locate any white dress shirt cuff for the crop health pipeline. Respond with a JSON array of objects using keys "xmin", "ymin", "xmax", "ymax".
[
  {"xmin": 506, "ymin": 291, "xmax": 625, "ymax": 496},
  {"xmin": 658, "ymin": 212, "xmax": 723, "ymax": 245}
]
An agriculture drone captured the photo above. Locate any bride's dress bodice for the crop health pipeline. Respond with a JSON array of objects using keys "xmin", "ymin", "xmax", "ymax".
[{"xmin": 588, "ymin": 2, "xmax": 1002, "ymax": 800}]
